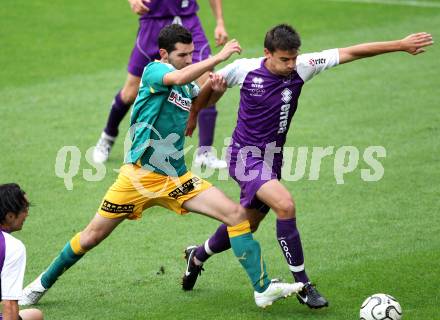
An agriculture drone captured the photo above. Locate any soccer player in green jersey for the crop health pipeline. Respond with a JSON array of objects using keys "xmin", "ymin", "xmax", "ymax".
[{"xmin": 20, "ymin": 24, "xmax": 303, "ymax": 309}]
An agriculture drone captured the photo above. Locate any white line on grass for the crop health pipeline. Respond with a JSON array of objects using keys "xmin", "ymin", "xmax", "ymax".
[{"xmin": 328, "ymin": 0, "xmax": 440, "ymax": 8}]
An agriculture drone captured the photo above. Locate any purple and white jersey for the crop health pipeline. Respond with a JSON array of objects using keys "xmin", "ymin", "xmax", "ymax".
[
  {"xmin": 218, "ymin": 49, "xmax": 340, "ymax": 150},
  {"xmin": 0, "ymin": 231, "xmax": 26, "ymax": 301},
  {"xmin": 140, "ymin": 0, "xmax": 199, "ymax": 19}
]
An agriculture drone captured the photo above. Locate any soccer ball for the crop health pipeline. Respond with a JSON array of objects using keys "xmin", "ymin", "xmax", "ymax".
[{"xmin": 360, "ymin": 293, "xmax": 402, "ymax": 320}]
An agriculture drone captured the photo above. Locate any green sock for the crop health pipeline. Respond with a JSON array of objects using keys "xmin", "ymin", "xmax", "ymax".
[
  {"xmin": 229, "ymin": 233, "xmax": 270, "ymax": 293},
  {"xmin": 41, "ymin": 242, "xmax": 85, "ymax": 289}
]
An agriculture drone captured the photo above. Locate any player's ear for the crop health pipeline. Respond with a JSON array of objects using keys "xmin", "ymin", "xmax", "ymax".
[
  {"xmin": 159, "ymin": 48, "xmax": 169, "ymax": 61},
  {"xmin": 4, "ymin": 212, "xmax": 16, "ymax": 225},
  {"xmin": 263, "ymin": 48, "xmax": 272, "ymax": 59}
]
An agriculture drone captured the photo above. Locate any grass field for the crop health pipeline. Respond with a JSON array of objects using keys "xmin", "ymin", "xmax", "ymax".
[{"xmin": 1, "ymin": 0, "xmax": 439, "ymax": 319}]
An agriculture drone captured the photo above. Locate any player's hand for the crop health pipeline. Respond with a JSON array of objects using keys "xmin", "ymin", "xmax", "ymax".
[
  {"xmin": 400, "ymin": 32, "xmax": 433, "ymax": 55},
  {"xmin": 128, "ymin": 0, "xmax": 150, "ymax": 15},
  {"xmin": 216, "ymin": 39, "xmax": 242, "ymax": 62},
  {"xmin": 185, "ymin": 111, "xmax": 198, "ymax": 137},
  {"xmin": 209, "ymin": 72, "xmax": 227, "ymax": 93},
  {"xmin": 214, "ymin": 24, "xmax": 228, "ymax": 47}
]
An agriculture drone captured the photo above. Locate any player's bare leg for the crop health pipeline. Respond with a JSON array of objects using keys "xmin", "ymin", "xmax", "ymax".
[
  {"xmin": 182, "ymin": 207, "xmax": 264, "ymax": 290},
  {"xmin": 19, "ymin": 308, "xmax": 44, "ymax": 320},
  {"xmin": 184, "ymin": 179, "xmax": 328, "ymax": 308},
  {"xmin": 19, "ymin": 214, "xmax": 125, "ymax": 305},
  {"xmin": 256, "ymin": 179, "xmax": 328, "ymax": 309},
  {"xmin": 93, "ymin": 73, "xmax": 141, "ymax": 163},
  {"xmin": 182, "ymin": 187, "xmax": 303, "ymax": 307}
]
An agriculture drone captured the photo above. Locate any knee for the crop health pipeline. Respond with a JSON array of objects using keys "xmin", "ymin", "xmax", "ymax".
[
  {"xmin": 79, "ymin": 230, "xmax": 104, "ymax": 251},
  {"xmin": 274, "ymin": 198, "xmax": 296, "ymax": 219},
  {"xmin": 224, "ymin": 204, "xmax": 247, "ymax": 226},
  {"xmin": 120, "ymin": 84, "xmax": 139, "ymax": 104}
]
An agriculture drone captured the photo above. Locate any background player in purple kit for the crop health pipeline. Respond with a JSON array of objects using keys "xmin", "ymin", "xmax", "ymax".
[
  {"xmin": 0, "ymin": 184, "xmax": 43, "ymax": 320},
  {"xmin": 182, "ymin": 24, "xmax": 433, "ymax": 308},
  {"xmin": 93, "ymin": 0, "xmax": 229, "ymax": 169}
]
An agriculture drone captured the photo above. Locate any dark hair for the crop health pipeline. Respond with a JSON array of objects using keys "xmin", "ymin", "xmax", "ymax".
[
  {"xmin": 0, "ymin": 183, "xmax": 29, "ymax": 223},
  {"xmin": 264, "ymin": 24, "xmax": 301, "ymax": 52},
  {"xmin": 158, "ymin": 24, "xmax": 193, "ymax": 53}
]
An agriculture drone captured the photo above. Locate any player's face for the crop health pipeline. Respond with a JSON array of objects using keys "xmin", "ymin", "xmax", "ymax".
[
  {"xmin": 264, "ymin": 48, "xmax": 299, "ymax": 77},
  {"xmin": 167, "ymin": 42, "xmax": 195, "ymax": 70}
]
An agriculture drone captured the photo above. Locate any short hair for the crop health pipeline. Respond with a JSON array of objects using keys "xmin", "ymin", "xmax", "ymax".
[
  {"xmin": 158, "ymin": 24, "xmax": 193, "ymax": 53},
  {"xmin": 264, "ymin": 24, "xmax": 301, "ymax": 52},
  {"xmin": 0, "ymin": 183, "xmax": 29, "ymax": 223}
]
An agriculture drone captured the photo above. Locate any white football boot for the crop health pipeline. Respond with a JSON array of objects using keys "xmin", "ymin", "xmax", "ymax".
[
  {"xmin": 194, "ymin": 151, "xmax": 227, "ymax": 169},
  {"xmin": 92, "ymin": 132, "xmax": 116, "ymax": 163},
  {"xmin": 254, "ymin": 279, "xmax": 304, "ymax": 308},
  {"xmin": 19, "ymin": 273, "xmax": 48, "ymax": 306}
]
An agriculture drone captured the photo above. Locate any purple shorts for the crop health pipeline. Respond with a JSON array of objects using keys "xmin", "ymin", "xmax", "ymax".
[
  {"xmin": 227, "ymin": 142, "xmax": 282, "ymax": 214},
  {"xmin": 128, "ymin": 14, "xmax": 212, "ymax": 77}
]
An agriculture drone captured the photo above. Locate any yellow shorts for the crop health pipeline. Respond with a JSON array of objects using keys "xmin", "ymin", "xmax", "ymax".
[{"xmin": 98, "ymin": 164, "xmax": 212, "ymax": 220}]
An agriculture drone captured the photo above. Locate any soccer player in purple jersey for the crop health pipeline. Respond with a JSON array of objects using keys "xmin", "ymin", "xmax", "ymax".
[
  {"xmin": 19, "ymin": 25, "xmax": 304, "ymax": 309},
  {"xmin": 0, "ymin": 184, "xmax": 43, "ymax": 320},
  {"xmin": 93, "ymin": 0, "xmax": 229, "ymax": 169},
  {"xmin": 182, "ymin": 24, "xmax": 433, "ymax": 309}
]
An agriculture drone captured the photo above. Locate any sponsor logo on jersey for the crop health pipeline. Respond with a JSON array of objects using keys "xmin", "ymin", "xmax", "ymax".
[
  {"xmin": 168, "ymin": 89, "xmax": 192, "ymax": 112},
  {"xmin": 281, "ymin": 88, "xmax": 292, "ymax": 104},
  {"xmin": 308, "ymin": 58, "xmax": 326, "ymax": 66},
  {"xmin": 278, "ymin": 104, "xmax": 290, "ymax": 134},
  {"xmin": 250, "ymin": 77, "xmax": 265, "ymax": 96},
  {"xmin": 252, "ymin": 77, "xmax": 264, "ymax": 87},
  {"xmin": 278, "ymin": 88, "xmax": 292, "ymax": 134},
  {"xmin": 168, "ymin": 177, "xmax": 201, "ymax": 199},
  {"xmin": 101, "ymin": 200, "xmax": 134, "ymax": 214}
]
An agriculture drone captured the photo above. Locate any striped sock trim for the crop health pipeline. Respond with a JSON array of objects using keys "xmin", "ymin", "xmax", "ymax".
[
  {"xmin": 259, "ymin": 254, "xmax": 267, "ymax": 289},
  {"xmin": 227, "ymin": 220, "xmax": 251, "ymax": 238},
  {"xmin": 289, "ymin": 263, "xmax": 305, "ymax": 272},
  {"xmin": 70, "ymin": 233, "xmax": 88, "ymax": 255},
  {"xmin": 204, "ymin": 240, "xmax": 214, "ymax": 255}
]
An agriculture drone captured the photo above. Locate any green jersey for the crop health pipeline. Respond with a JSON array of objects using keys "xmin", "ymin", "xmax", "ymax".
[{"xmin": 125, "ymin": 61, "xmax": 199, "ymax": 177}]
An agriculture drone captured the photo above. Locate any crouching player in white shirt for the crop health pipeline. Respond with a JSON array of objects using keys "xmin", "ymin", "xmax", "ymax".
[{"xmin": 0, "ymin": 183, "xmax": 43, "ymax": 320}]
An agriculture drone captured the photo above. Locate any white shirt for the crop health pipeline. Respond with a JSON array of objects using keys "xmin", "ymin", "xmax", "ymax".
[
  {"xmin": 218, "ymin": 48, "xmax": 340, "ymax": 88},
  {"xmin": 1, "ymin": 231, "xmax": 26, "ymax": 300}
]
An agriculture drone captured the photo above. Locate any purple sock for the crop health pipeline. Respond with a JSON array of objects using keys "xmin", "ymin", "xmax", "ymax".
[
  {"xmin": 103, "ymin": 91, "xmax": 132, "ymax": 137},
  {"xmin": 276, "ymin": 218, "xmax": 309, "ymax": 283},
  {"xmin": 197, "ymin": 105, "xmax": 217, "ymax": 154},
  {"xmin": 195, "ymin": 224, "xmax": 231, "ymax": 262}
]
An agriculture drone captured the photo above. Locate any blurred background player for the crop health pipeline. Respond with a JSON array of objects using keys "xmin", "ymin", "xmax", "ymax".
[
  {"xmin": 0, "ymin": 183, "xmax": 43, "ymax": 320},
  {"xmin": 93, "ymin": 0, "xmax": 229, "ymax": 169},
  {"xmin": 19, "ymin": 25, "xmax": 303, "ymax": 309},
  {"xmin": 183, "ymin": 24, "xmax": 433, "ymax": 309}
]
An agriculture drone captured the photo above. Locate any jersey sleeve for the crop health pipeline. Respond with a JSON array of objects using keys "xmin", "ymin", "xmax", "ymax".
[
  {"xmin": 142, "ymin": 62, "xmax": 173, "ymax": 93},
  {"xmin": 1, "ymin": 238, "xmax": 26, "ymax": 300},
  {"xmin": 217, "ymin": 58, "xmax": 262, "ymax": 88},
  {"xmin": 296, "ymin": 48, "xmax": 339, "ymax": 82}
]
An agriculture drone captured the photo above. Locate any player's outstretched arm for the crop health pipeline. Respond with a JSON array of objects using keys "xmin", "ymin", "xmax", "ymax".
[
  {"xmin": 163, "ymin": 39, "xmax": 241, "ymax": 86},
  {"xmin": 185, "ymin": 73, "xmax": 227, "ymax": 137},
  {"xmin": 338, "ymin": 32, "xmax": 433, "ymax": 64},
  {"xmin": 128, "ymin": 0, "xmax": 150, "ymax": 15},
  {"xmin": 208, "ymin": 0, "xmax": 229, "ymax": 46}
]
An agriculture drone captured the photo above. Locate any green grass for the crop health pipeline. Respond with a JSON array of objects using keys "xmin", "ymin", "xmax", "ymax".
[{"xmin": 1, "ymin": 0, "xmax": 439, "ymax": 319}]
